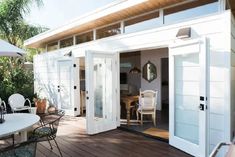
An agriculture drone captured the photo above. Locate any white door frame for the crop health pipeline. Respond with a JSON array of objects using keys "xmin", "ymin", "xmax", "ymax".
[
  {"xmin": 85, "ymin": 50, "xmax": 119, "ymax": 134},
  {"xmin": 169, "ymin": 38, "xmax": 208, "ymax": 157}
]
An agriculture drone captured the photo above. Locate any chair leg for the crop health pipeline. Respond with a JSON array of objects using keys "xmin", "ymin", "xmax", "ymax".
[
  {"xmin": 136, "ymin": 111, "xmax": 139, "ymax": 122},
  {"xmin": 152, "ymin": 113, "xmax": 156, "ymax": 127},
  {"xmin": 141, "ymin": 113, "xmax": 143, "ymax": 126},
  {"xmin": 12, "ymin": 134, "xmax": 14, "ymax": 146},
  {"xmin": 46, "ymin": 137, "xmax": 53, "ymax": 150},
  {"xmin": 54, "ymin": 139, "xmax": 63, "ymax": 157}
]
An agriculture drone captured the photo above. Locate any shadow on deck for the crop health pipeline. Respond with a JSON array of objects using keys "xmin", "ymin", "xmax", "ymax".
[{"xmin": 36, "ymin": 116, "xmax": 192, "ymax": 157}]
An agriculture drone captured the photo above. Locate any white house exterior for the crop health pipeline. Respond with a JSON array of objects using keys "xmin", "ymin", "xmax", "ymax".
[{"xmin": 25, "ymin": 0, "xmax": 235, "ymax": 156}]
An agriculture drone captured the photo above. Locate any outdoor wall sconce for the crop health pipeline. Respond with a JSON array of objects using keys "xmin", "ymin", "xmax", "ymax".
[
  {"xmin": 0, "ymin": 106, "xmax": 5, "ymax": 124},
  {"xmin": 176, "ymin": 27, "xmax": 191, "ymax": 39},
  {"xmin": 64, "ymin": 51, "xmax": 72, "ymax": 57},
  {"xmin": 142, "ymin": 61, "xmax": 157, "ymax": 83}
]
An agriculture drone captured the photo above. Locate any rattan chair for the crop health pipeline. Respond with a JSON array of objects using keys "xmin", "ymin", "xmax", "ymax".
[
  {"xmin": 29, "ymin": 110, "xmax": 65, "ymax": 157},
  {"xmin": 0, "ymin": 140, "xmax": 37, "ymax": 157}
]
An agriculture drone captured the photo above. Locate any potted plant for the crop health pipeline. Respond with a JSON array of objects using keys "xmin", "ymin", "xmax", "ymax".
[{"xmin": 33, "ymin": 93, "xmax": 47, "ymax": 114}]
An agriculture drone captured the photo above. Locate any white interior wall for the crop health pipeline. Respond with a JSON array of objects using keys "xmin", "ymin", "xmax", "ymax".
[
  {"xmin": 140, "ymin": 48, "xmax": 168, "ymax": 111},
  {"xmin": 34, "ymin": 11, "xmax": 232, "ymax": 155},
  {"xmin": 120, "ymin": 52, "xmax": 141, "ymax": 95}
]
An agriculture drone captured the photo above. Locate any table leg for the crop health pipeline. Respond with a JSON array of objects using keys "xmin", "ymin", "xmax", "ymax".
[
  {"xmin": 126, "ymin": 103, "xmax": 131, "ymax": 126},
  {"xmin": 20, "ymin": 131, "xmax": 27, "ymax": 142}
]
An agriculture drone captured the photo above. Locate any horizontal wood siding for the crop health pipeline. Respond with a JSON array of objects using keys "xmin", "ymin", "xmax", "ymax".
[
  {"xmin": 34, "ymin": 11, "xmax": 232, "ymax": 155},
  {"xmin": 34, "ymin": 53, "xmax": 63, "ymax": 107}
]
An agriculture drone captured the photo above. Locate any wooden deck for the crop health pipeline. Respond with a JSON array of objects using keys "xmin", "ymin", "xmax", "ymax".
[{"xmin": 35, "ymin": 116, "xmax": 192, "ymax": 157}]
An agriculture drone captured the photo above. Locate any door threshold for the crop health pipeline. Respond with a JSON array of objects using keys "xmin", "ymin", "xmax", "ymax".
[{"xmin": 118, "ymin": 126, "xmax": 169, "ymax": 143}]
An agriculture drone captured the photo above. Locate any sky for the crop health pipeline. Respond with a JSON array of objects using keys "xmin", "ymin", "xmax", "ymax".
[{"xmin": 25, "ymin": 0, "xmax": 116, "ymax": 29}]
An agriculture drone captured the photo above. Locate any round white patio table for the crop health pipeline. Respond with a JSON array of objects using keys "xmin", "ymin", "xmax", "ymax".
[{"xmin": 0, "ymin": 113, "xmax": 40, "ymax": 142}]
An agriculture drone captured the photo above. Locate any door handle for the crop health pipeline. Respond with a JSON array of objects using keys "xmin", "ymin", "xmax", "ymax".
[{"xmin": 199, "ymin": 104, "xmax": 205, "ymax": 111}]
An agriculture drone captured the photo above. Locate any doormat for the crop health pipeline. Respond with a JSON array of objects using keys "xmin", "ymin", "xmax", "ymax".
[{"xmin": 143, "ymin": 128, "xmax": 169, "ymax": 140}]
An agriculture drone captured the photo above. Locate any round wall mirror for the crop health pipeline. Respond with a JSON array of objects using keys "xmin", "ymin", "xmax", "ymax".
[{"xmin": 142, "ymin": 61, "xmax": 157, "ymax": 82}]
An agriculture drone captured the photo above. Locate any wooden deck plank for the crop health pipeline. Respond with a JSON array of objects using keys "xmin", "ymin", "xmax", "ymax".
[
  {"xmin": 34, "ymin": 116, "xmax": 192, "ymax": 157},
  {"xmin": 0, "ymin": 116, "xmax": 191, "ymax": 157}
]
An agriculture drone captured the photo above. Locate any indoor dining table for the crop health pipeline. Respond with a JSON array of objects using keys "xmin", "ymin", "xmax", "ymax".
[
  {"xmin": 0, "ymin": 113, "xmax": 40, "ymax": 142},
  {"xmin": 121, "ymin": 95, "xmax": 139, "ymax": 126}
]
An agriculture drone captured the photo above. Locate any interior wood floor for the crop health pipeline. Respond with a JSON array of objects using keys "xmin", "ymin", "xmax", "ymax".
[
  {"xmin": 1, "ymin": 116, "xmax": 192, "ymax": 157},
  {"xmin": 121, "ymin": 105, "xmax": 169, "ymax": 140}
]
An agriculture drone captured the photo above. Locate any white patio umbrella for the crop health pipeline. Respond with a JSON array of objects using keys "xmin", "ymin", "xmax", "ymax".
[{"xmin": 0, "ymin": 39, "xmax": 26, "ymax": 57}]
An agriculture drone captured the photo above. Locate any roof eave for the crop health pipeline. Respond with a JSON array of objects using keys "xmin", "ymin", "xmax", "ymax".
[{"xmin": 24, "ymin": 0, "xmax": 149, "ymax": 48}]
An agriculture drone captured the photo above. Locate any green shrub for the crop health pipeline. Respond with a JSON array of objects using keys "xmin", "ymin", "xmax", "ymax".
[{"xmin": 0, "ymin": 57, "xmax": 34, "ymax": 102}]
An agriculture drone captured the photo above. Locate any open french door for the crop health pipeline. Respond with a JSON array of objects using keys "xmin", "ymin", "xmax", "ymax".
[
  {"xmin": 85, "ymin": 51, "xmax": 118, "ymax": 135},
  {"xmin": 57, "ymin": 58, "xmax": 79, "ymax": 116},
  {"xmin": 169, "ymin": 38, "xmax": 207, "ymax": 157}
]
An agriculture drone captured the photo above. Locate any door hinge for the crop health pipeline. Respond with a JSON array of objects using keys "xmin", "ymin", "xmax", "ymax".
[
  {"xmin": 73, "ymin": 64, "xmax": 76, "ymax": 67},
  {"xmin": 74, "ymin": 86, "xmax": 77, "ymax": 89},
  {"xmin": 74, "ymin": 108, "xmax": 77, "ymax": 111},
  {"xmin": 200, "ymin": 96, "xmax": 207, "ymax": 101}
]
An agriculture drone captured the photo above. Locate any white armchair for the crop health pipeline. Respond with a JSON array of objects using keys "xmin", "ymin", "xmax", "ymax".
[
  {"xmin": 136, "ymin": 90, "xmax": 157, "ymax": 126},
  {"xmin": 0, "ymin": 98, "xmax": 7, "ymax": 113},
  {"xmin": 8, "ymin": 93, "xmax": 32, "ymax": 113}
]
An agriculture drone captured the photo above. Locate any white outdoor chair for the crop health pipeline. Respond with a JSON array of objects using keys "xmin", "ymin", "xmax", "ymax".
[
  {"xmin": 0, "ymin": 98, "xmax": 7, "ymax": 113},
  {"xmin": 136, "ymin": 90, "xmax": 157, "ymax": 126},
  {"xmin": 8, "ymin": 93, "xmax": 32, "ymax": 113}
]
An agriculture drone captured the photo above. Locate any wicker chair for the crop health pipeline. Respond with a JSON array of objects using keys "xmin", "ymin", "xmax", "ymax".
[
  {"xmin": 0, "ymin": 140, "xmax": 37, "ymax": 157},
  {"xmin": 29, "ymin": 110, "xmax": 65, "ymax": 157}
]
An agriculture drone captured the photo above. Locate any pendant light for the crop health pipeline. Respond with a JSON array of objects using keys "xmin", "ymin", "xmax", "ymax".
[{"xmin": 129, "ymin": 51, "xmax": 141, "ymax": 74}]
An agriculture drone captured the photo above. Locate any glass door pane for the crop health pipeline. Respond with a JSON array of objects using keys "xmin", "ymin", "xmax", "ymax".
[
  {"xmin": 174, "ymin": 53, "xmax": 200, "ymax": 145},
  {"xmin": 93, "ymin": 57, "xmax": 113, "ymax": 120},
  {"xmin": 93, "ymin": 58, "xmax": 104, "ymax": 118},
  {"xmin": 86, "ymin": 51, "xmax": 117, "ymax": 135},
  {"xmin": 58, "ymin": 60, "xmax": 72, "ymax": 110}
]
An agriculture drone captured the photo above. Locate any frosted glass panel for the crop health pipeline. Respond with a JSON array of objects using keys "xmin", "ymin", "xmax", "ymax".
[
  {"xmin": 94, "ymin": 58, "xmax": 104, "ymax": 118},
  {"xmin": 93, "ymin": 57, "xmax": 113, "ymax": 119},
  {"xmin": 59, "ymin": 61, "xmax": 72, "ymax": 110},
  {"xmin": 174, "ymin": 53, "xmax": 199, "ymax": 145}
]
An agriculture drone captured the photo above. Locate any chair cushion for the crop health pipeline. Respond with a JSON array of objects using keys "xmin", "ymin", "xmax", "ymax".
[
  {"xmin": 0, "ymin": 144, "xmax": 36, "ymax": 157},
  {"xmin": 34, "ymin": 127, "xmax": 56, "ymax": 137}
]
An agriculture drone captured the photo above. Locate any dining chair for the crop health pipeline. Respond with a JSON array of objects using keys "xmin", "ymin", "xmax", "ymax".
[
  {"xmin": 136, "ymin": 90, "xmax": 157, "ymax": 126},
  {"xmin": 8, "ymin": 93, "xmax": 32, "ymax": 113},
  {"xmin": 29, "ymin": 110, "xmax": 65, "ymax": 157},
  {"xmin": 0, "ymin": 140, "xmax": 37, "ymax": 157}
]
